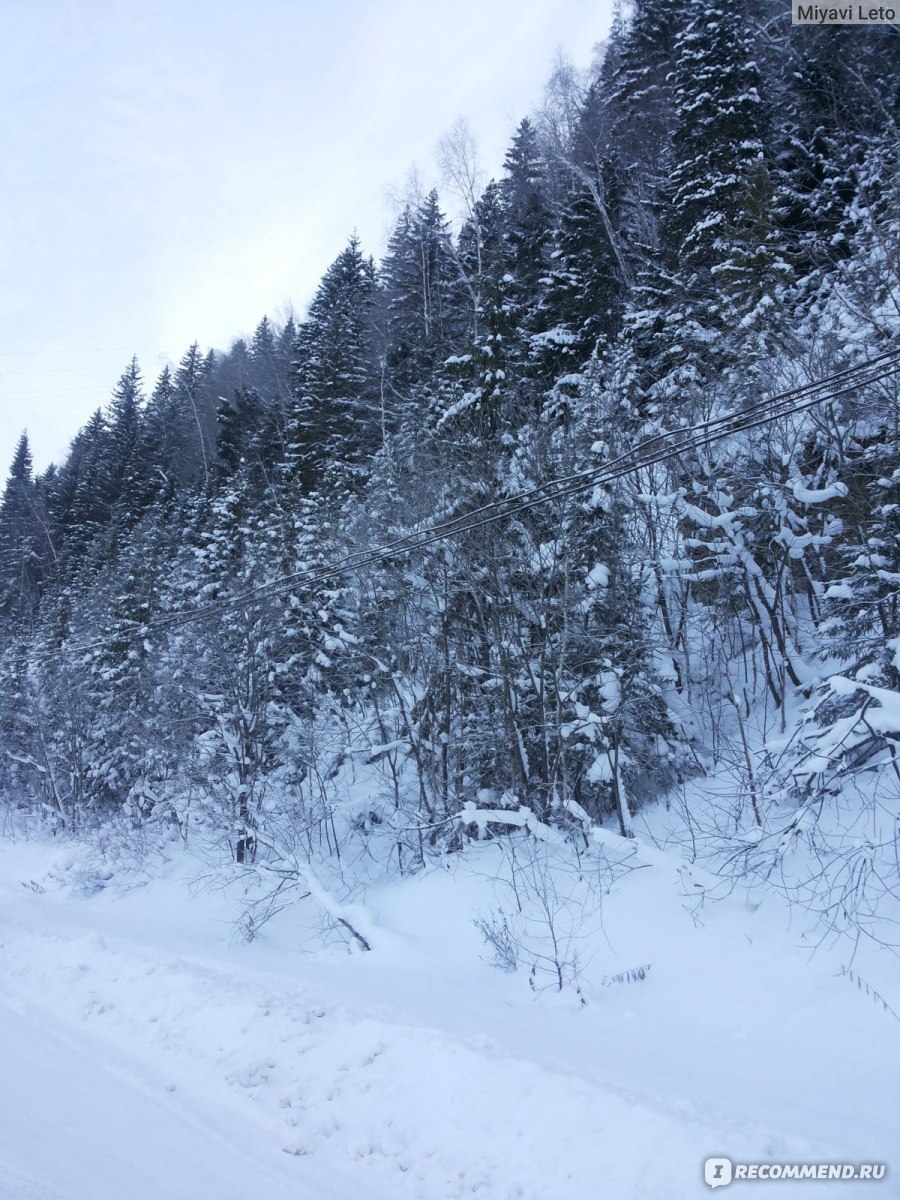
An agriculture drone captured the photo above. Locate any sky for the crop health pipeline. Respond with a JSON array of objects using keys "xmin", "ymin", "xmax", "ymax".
[{"xmin": 0, "ymin": 0, "xmax": 612, "ymax": 477}]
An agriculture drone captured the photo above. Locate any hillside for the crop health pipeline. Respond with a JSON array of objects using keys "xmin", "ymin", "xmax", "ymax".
[{"xmin": 1, "ymin": 4, "xmax": 899, "ymax": 1195}]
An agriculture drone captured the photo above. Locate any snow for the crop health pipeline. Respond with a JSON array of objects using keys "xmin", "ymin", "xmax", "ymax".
[
  {"xmin": 789, "ymin": 481, "xmax": 849, "ymax": 505},
  {"xmin": 1, "ymin": 830, "xmax": 897, "ymax": 1200},
  {"xmin": 826, "ymin": 673, "xmax": 900, "ymax": 738},
  {"xmin": 585, "ymin": 562, "xmax": 609, "ymax": 589},
  {"xmin": 0, "ymin": 999, "xmax": 345, "ymax": 1200}
]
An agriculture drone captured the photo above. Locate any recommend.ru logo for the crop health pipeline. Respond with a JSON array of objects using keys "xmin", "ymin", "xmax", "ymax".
[{"xmin": 704, "ymin": 1157, "xmax": 887, "ymax": 1186}]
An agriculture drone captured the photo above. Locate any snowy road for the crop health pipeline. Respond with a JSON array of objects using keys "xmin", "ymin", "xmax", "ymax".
[
  {"xmin": 0, "ymin": 994, "xmax": 351, "ymax": 1200},
  {"xmin": 0, "ymin": 852, "xmax": 393, "ymax": 1200}
]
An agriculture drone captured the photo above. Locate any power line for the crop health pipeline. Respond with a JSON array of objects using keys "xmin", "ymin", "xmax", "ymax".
[
  {"xmin": 139, "ymin": 349, "xmax": 900, "ymax": 626},
  {"xmin": 29, "ymin": 348, "xmax": 900, "ymax": 660}
]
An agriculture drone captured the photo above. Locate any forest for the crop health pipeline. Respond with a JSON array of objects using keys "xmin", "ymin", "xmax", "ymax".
[{"xmin": 2, "ymin": 0, "xmax": 900, "ymax": 951}]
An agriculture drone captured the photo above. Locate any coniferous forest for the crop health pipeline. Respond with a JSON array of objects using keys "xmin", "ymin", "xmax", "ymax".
[{"xmin": 2, "ymin": 3, "xmax": 900, "ymax": 948}]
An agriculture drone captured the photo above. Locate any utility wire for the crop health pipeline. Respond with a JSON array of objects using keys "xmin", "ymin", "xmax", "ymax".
[
  {"xmin": 31, "ymin": 349, "xmax": 900, "ymax": 660},
  {"xmin": 137, "ymin": 351, "xmax": 900, "ymax": 623}
]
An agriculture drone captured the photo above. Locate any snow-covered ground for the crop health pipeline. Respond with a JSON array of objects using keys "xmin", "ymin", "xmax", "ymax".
[{"xmin": 0, "ymin": 831, "xmax": 896, "ymax": 1199}]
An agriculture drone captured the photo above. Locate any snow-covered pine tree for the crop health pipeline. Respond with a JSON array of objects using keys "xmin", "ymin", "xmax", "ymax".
[{"xmin": 286, "ymin": 237, "xmax": 382, "ymax": 490}]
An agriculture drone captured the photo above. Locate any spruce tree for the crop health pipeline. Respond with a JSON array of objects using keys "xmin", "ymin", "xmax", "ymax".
[
  {"xmin": 285, "ymin": 236, "xmax": 382, "ymax": 488},
  {"xmin": 381, "ymin": 192, "xmax": 463, "ymax": 397},
  {"xmin": 0, "ymin": 433, "xmax": 45, "ymax": 622}
]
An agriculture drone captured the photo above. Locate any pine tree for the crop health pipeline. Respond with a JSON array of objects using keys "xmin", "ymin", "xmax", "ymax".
[
  {"xmin": 285, "ymin": 237, "xmax": 382, "ymax": 488},
  {"xmin": 174, "ymin": 342, "xmax": 215, "ymax": 482},
  {"xmin": 606, "ymin": 0, "xmax": 689, "ymax": 178},
  {"xmin": 664, "ymin": 1, "xmax": 787, "ymax": 335},
  {"xmin": 775, "ymin": 24, "xmax": 900, "ymax": 290},
  {"xmin": 620, "ymin": 0, "xmax": 788, "ymax": 407},
  {"xmin": 499, "ymin": 119, "xmax": 552, "ymax": 311},
  {"xmin": 105, "ymin": 357, "xmax": 146, "ymax": 515},
  {"xmin": 0, "ymin": 433, "xmax": 46, "ymax": 622},
  {"xmin": 381, "ymin": 192, "xmax": 463, "ymax": 397},
  {"xmin": 82, "ymin": 511, "xmax": 168, "ymax": 814},
  {"xmin": 49, "ymin": 410, "xmax": 114, "ymax": 578},
  {"xmin": 143, "ymin": 364, "xmax": 179, "ymax": 484}
]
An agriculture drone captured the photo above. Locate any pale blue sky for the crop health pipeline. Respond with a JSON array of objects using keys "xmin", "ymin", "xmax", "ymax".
[{"xmin": 1, "ymin": 0, "xmax": 611, "ymax": 474}]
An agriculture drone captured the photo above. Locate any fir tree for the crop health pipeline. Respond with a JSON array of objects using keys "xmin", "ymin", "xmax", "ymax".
[{"xmin": 286, "ymin": 236, "xmax": 382, "ymax": 488}]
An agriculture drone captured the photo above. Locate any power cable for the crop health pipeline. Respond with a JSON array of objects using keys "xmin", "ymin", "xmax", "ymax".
[{"xmin": 26, "ymin": 349, "xmax": 900, "ymax": 660}]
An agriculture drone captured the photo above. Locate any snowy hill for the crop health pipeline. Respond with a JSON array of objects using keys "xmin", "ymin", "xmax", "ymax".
[{"xmin": 1, "ymin": 5, "xmax": 899, "ymax": 1197}]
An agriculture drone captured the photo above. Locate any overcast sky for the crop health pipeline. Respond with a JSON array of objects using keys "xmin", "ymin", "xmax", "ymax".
[{"xmin": 1, "ymin": 0, "xmax": 612, "ymax": 475}]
